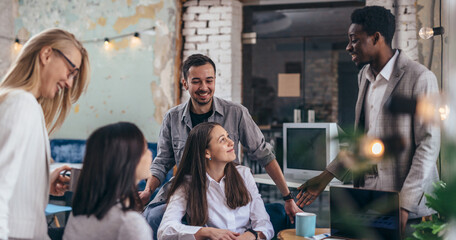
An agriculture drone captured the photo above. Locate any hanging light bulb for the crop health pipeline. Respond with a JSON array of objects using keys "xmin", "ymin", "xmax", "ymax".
[
  {"xmin": 130, "ymin": 32, "xmax": 141, "ymax": 48},
  {"xmin": 14, "ymin": 38, "xmax": 22, "ymax": 51},
  {"xmin": 419, "ymin": 27, "xmax": 445, "ymax": 39},
  {"xmin": 104, "ymin": 37, "xmax": 111, "ymax": 50}
]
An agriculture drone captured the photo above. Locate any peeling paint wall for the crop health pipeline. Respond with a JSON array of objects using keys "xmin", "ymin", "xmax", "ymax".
[
  {"xmin": 1, "ymin": 0, "xmax": 180, "ymax": 142},
  {"xmin": 0, "ymin": 1, "xmax": 14, "ymax": 77}
]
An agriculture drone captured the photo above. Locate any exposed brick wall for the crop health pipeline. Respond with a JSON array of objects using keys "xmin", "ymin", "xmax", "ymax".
[
  {"xmin": 305, "ymin": 49, "xmax": 339, "ymax": 123},
  {"xmin": 181, "ymin": 0, "xmax": 242, "ymax": 103},
  {"xmin": 367, "ymin": 0, "xmax": 419, "ymax": 60}
]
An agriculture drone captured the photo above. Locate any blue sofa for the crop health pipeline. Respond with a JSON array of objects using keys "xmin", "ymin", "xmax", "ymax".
[{"xmin": 50, "ymin": 139, "xmax": 159, "ymax": 164}]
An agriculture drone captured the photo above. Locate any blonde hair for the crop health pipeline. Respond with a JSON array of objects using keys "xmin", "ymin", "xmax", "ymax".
[{"xmin": 0, "ymin": 28, "xmax": 90, "ymax": 134}]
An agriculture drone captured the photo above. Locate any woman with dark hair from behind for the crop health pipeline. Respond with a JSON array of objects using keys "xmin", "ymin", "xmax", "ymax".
[
  {"xmin": 63, "ymin": 122, "xmax": 153, "ymax": 240},
  {"xmin": 158, "ymin": 122, "xmax": 273, "ymax": 240}
]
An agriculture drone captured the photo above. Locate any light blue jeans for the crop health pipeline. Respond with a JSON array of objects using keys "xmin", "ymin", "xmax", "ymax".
[{"xmin": 143, "ymin": 201, "xmax": 167, "ymax": 240}]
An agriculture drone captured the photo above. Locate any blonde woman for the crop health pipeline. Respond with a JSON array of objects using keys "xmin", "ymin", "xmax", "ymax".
[{"xmin": 0, "ymin": 28, "xmax": 90, "ymax": 239}]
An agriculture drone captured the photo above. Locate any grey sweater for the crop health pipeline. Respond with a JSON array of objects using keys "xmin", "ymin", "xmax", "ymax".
[{"xmin": 63, "ymin": 204, "xmax": 152, "ymax": 240}]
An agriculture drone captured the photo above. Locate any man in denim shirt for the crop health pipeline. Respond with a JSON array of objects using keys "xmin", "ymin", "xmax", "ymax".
[{"xmin": 141, "ymin": 54, "xmax": 302, "ymax": 238}]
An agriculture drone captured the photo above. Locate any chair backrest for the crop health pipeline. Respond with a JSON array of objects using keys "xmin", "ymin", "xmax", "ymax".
[
  {"xmin": 50, "ymin": 139, "xmax": 158, "ymax": 163},
  {"xmin": 265, "ymin": 202, "xmax": 294, "ymax": 238},
  {"xmin": 50, "ymin": 139, "xmax": 86, "ymax": 163}
]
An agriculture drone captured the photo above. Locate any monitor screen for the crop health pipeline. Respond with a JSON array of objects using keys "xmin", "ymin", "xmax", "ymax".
[
  {"xmin": 286, "ymin": 128, "xmax": 327, "ymax": 171},
  {"xmin": 283, "ymin": 122, "xmax": 339, "ymax": 178}
]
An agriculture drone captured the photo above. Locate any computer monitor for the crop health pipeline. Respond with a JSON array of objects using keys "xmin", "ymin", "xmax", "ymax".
[{"xmin": 283, "ymin": 122, "xmax": 339, "ymax": 180}]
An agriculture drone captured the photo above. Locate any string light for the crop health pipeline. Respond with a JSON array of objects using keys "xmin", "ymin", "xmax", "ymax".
[
  {"xmin": 14, "ymin": 38, "xmax": 22, "ymax": 51},
  {"xmin": 130, "ymin": 32, "xmax": 141, "ymax": 48},
  {"xmin": 103, "ymin": 37, "xmax": 111, "ymax": 50},
  {"xmin": 0, "ymin": 26, "xmax": 154, "ymax": 51},
  {"xmin": 419, "ymin": 26, "xmax": 445, "ymax": 39}
]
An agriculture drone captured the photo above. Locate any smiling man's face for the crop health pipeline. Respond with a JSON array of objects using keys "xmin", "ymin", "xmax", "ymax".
[
  {"xmin": 346, "ymin": 23, "xmax": 376, "ymax": 68},
  {"xmin": 182, "ymin": 63, "xmax": 216, "ymax": 108}
]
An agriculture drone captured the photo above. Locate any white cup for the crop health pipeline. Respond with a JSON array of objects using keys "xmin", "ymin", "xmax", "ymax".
[
  {"xmin": 308, "ymin": 110, "xmax": 315, "ymax": 123},
  {"xmin": 294, "ymin": 109, "xmax": 301, "ymax": 123}
]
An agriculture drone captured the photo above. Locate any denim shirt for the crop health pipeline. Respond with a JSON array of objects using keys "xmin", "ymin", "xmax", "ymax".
[{"xmin": 149, "ymin": 97, "xmax": 275, "ymax": 203}]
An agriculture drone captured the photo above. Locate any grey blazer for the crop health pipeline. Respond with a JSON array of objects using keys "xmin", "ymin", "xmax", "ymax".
[{"xmin": 327, "ymin": 50, "xmax": 440, "ymax": 218}]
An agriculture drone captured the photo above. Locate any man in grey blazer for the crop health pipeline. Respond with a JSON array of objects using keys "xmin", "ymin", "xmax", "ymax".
[{"xmin": 295, "ymin": 5, "xmax": 440, "ymax": 235}]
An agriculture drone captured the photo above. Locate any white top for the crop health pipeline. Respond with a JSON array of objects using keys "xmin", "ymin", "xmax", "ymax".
[
  {"xmin": 158, "ymin": 165, "xmax": 274, "ymax": 240},
  {"xmin": 364, "ymin": 50, "xmax": 399, "ymax": 136},
  {"xmin": 0, "ymin": 90, "xmax": 50, "ymax": 239},
  {"xmin": 63, "ymin": 204, "xmax": 152, "ymax": 240}
]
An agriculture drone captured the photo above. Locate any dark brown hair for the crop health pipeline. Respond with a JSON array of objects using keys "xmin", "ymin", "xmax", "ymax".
[
  {"xmin": 72, "ymin": 122, "xmax": 145, "ymax": 220},
  {"xmin": 167, "ymin": 122, "xmax": 251, "ymax": 226},
  {"xmin": 351, "ymin": 6, "xmax": 396, "ymax": 46},
  {"xmin": 182, "ymin": 54, "xmax": 216, "ymax": 81}
]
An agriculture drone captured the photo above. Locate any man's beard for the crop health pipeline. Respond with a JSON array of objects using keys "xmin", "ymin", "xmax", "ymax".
[
  {"xmin": 356, "ymin": 61, "xmax": 369, "ymax": 70},
  {"xmin": 194, "ymin": 96, "xmax": 212, "ymax": 105}
]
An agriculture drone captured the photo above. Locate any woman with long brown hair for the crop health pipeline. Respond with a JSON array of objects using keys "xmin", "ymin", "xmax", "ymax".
[
  {"xmin": 63, "ymin": 122, "xmax": 152, "ymax": 240},
  {"xmin": 0, "ymin": 28, "xmax": 90, "ymax": 239},
  {"xmin": 158, "ymin": 122, "xmax": 273, "ymax": 240}
]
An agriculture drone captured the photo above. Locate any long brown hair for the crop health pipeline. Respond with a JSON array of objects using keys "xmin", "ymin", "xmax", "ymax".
[
  {"xmin": 168, "ymin": 122, "xmax": 251, "ymax": 226},
  {"xmin": 0, "ymin": 28, "xmax": 90, "ymax": 133},
  {"xmin": 72, "ymin": 122, "xmax": 145, "ymax": 220}
]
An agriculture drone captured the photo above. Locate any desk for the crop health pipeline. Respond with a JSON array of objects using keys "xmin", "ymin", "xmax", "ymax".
[
  {"xmin": 278, "ymin": 228, "xmax": 330, "ymax": 240},
  {"xmin": 253, "ymin": 173, "xmax": 345, "ymax": 190}
]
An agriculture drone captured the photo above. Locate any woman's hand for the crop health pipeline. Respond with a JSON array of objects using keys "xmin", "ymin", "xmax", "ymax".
[
  {"xmin": 195, "ymin": 227, "xmax": 240, "ymax": 240},
  {"xmin": 236, "ymin": 231, "xmax": 255, "ymax": 240},
  {"xmin": 49, "ymin": 165, "xmax": 71, "ymax": 196}
]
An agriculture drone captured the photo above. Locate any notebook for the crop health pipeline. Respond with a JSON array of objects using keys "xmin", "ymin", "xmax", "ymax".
[{"xmin": 329, "ymin": 186, "xmax": 401, "ymax": 240}]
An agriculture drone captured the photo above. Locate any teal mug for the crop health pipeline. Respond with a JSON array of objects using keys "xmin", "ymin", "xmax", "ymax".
[{"xmin": 296, "ymin": 212, "xmax": 316, "ymax": 237}]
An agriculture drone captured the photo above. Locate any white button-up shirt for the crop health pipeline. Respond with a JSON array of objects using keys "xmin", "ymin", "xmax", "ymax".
[
  {"xmin": 157, "ymin": 165, "xmax": 274, "ymax": 240},
  {"xmin": 364, "ymin": 50, "xmax": 399, "ymax": 136}
]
